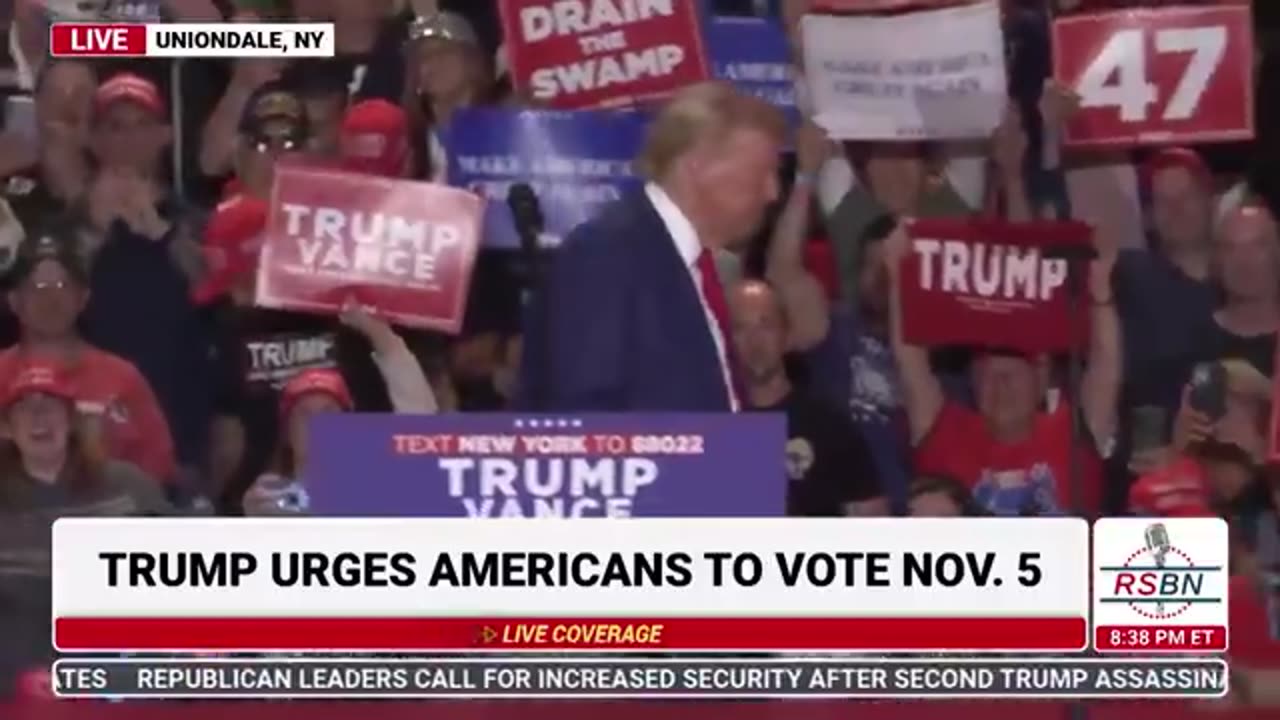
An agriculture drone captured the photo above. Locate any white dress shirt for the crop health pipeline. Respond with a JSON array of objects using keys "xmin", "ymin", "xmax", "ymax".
[{"xmin": 644, "ymin": 183, "xmax": 739, "ymax": 411}]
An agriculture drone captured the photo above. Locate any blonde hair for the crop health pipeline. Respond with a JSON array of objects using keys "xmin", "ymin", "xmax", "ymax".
[{"xmin": 636, "ymin": 82, "xmax": 787, "ymax": 182}]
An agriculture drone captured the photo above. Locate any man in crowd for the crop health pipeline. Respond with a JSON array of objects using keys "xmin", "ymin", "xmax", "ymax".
[
  {"xmin": 0, "ymin": 231, "xmax": 175, "ymax": 483},
  {"xmin": 884, "ymin": 219, "xmax": 1123, "ymax": 516},
  {"xmin": 765, "ymin": 122, "xmax": 908, "ymax": 510},
  {"xmin": 1041, "ymin": 85, "xmax": 1220, "ymax": 508},
  {"xmin": 1112, "ymin": 151, "xmax": 1219, "ymax": 476},
  {"xmin": 765, "ymin": 110, "xmax": 1031, "ymax": 512},
  {"xmin": 76, "ymin": 72, "xmax": 209, "ymax": 484},
  {"xmin": 198, "ymin": 86, "xmax": 417, "ymax": 512},
  {"xmin": 0, "ymin": 61, "xmax": 95, "ymax": 232},
  {"xmin": 731, "ymin": 279, "xmax": 885, "ymax": 516},
  {"xmin": 520, "ymin": 82, "xmax": 786, "ymax": 412}
]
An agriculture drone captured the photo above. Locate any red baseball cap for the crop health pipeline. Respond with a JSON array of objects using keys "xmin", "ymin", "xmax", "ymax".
[
  {"xmin": 1142, "ymin": 147, "xmax": 1212, "ymax": 192},
  {"xmin": 339, "ymin": 100, "xmax": 409, "ymax": 177},
  {"xmin": 1127, "ymin": 456, "xmax": 1214, "ymax": 518},
  {"xmin": 3, "ymin": 361, "xmax": 75, "ymax": 408},
  {"xmin": 93, "ymin": 72, "xmax": 166, "ymax": 119},
  {"xmin": 192, "ymin": 195, "xmax": 269, "ymax": 305},
  {"xmin": 279, "ymin": 368, "xmax": 354, "ymax": 421}
]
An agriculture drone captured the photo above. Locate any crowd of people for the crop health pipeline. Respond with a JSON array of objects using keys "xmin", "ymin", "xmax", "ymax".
[{"xmin": 0, "ymin": 0, "xmax": 1278, "ymax": 706}]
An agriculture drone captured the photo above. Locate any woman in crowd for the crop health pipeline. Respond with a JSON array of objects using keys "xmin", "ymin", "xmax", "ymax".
[
  {"xmin": 403, "ymin": 9, "xmax": 493, "ymax": 181},
  {"xmin": 241, "ymin": 304, "xmax": 436, "ymax": 515},
  {"xmin": 0, "ymin": 359, "xmax": 171, "ymax": 695}
]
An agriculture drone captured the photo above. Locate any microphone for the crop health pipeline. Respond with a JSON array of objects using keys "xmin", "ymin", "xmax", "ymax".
[
  {"xmin": 1145, "ymin": 523, "xmax": 1171, "ymax": 615},
  {"xmin": 1145, "ymin": 522, "xmax": 1171, "ymax": 568},
  {"xmin": 507, "ymin": 183, "xmax": 544, "ymax": 258}
]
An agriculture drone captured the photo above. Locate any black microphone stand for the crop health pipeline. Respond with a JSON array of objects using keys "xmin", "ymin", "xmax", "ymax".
[
  {"xmin": 507, "ymin": 184, "xmax": 546, "ymax": 307},
  {"xmin": 507, "ymin": 185, "xmax": 546, "ymax": 411}
]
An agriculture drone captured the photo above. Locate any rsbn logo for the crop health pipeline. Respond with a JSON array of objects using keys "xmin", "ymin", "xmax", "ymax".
[{"xmin": 1098, "ymin": 522, "xmax": 1224, "ymax": 620}]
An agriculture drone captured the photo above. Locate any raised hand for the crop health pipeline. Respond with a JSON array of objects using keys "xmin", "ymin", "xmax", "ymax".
[
  {"xmin": 795, "ymin": 120, "xmax": 835, "ymax": 176},
  {"xmin": 991, "ymin": 102, "xmax": 1029, "ymax": 178},
  {"xmin": 339, "ymin": 297, "xmax": 397, "ymax": 352},
  {"xmin": 1038, "ymin": 80, "xmax": 1081, "ymax": 136},
  {"xmin": 114, "ymin": 171, "xmax": 170, "ymax": 240}
]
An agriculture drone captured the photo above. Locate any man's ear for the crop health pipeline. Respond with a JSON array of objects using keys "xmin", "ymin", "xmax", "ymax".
[{"xmin": 159, "ymin": 124, "xmax": 174, "ymax": 147}]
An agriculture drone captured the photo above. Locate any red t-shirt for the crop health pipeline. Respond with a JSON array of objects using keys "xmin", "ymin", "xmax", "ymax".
[
  {"xmin": 914, "ymin": 400, "xmax": 1101, "ymax": 516},
  {"xmin": 0, "ymin": 346, "xmax": 176, "ymax": 483}
]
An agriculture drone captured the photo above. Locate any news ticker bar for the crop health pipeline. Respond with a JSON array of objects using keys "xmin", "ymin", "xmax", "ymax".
[{"xmin": 53, "ymin": 658, "xmax": 1227, "ymax": 699}]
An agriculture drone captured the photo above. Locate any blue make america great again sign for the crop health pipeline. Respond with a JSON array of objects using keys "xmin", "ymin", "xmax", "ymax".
[{"xmin": 305, "ymin": 414, "xmax": 787, "ymax": 517}]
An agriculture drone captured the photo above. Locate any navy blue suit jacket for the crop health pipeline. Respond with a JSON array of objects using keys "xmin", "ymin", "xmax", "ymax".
[{"xmin": 518, "ymin": 190, "xmax": 731, "ymax": 412}]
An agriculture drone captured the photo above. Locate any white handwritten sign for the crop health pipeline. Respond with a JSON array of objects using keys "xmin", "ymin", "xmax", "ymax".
[{"xmin": 800, "ymin": 0, "xmax": 1007, "ymax": 140}]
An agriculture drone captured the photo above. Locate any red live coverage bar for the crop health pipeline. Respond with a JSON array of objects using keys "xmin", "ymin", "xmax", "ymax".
[{"xmin": 54, "ymin": 616, "xmax": 1087, "ymax": 652}]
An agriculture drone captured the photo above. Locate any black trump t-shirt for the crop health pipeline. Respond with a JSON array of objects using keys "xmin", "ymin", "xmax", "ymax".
[{"xmin": 207, "ymin": 303, "xmax": 390, "ymax": 513}]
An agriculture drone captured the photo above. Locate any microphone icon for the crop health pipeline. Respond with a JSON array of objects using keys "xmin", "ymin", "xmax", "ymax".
[{"xmin": 1144, "ymin": 523, "xmax": 1171, "ymax": 614}]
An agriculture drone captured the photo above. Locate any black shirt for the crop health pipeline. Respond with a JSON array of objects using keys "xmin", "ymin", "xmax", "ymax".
[
  {"xmin": 81, "ymin": 214, "xmax": 213, "ymax": 469},
  {"xmin": 2, "ymin": 167, "xmax": 68, "ymax": 238},
  {"xmin": 332, "ymin": 18, "xmax": 408, "ymax": 104},
  {"xmin": 758, "ymin": 390, "xmax": 881, "ymax": 517},
  {"xmin": 1194, "ymin": 320, "xmax": 1276, "ymax": 378},
  {"xmin": 207, "ymin": 303, "xmax": 391, "ymax": 513}
]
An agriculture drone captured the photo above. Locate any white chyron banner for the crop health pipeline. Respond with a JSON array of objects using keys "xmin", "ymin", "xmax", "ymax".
[{"xmin": 800, "ymin": 1, "xmax": 1008, "ymax": 140}]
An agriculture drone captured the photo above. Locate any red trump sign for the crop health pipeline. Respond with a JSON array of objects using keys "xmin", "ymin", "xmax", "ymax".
[
  {"xmin": 898, "ymin": 219, "xmax": 1094, "ymax": 353},
  {"xmin": 499, "ymin": 0, "xmax": 710, "ymax": 109},
  {"xmin": 256, "ymin": 166, "xmax": 483, "ymax": 334},
  {"xmin": 1052, "ymin": 5, "xmax": 1254, "ymax": 147}
]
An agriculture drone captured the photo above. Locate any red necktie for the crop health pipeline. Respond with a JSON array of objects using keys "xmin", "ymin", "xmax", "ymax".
[{"xmin": 695, "ymin": 250, "xmax": 745, "ymax": 408}]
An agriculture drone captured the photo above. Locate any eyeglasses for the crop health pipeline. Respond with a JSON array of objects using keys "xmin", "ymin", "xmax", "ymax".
[{"xmin": 27, "ymin": 280, "xmax": 71, "ymax": 292}]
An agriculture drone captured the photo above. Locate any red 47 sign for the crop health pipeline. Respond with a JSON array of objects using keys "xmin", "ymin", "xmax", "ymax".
[{"xmin": 1052, "ymin": 5, "xmax": 1254, "ymax": 147}]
